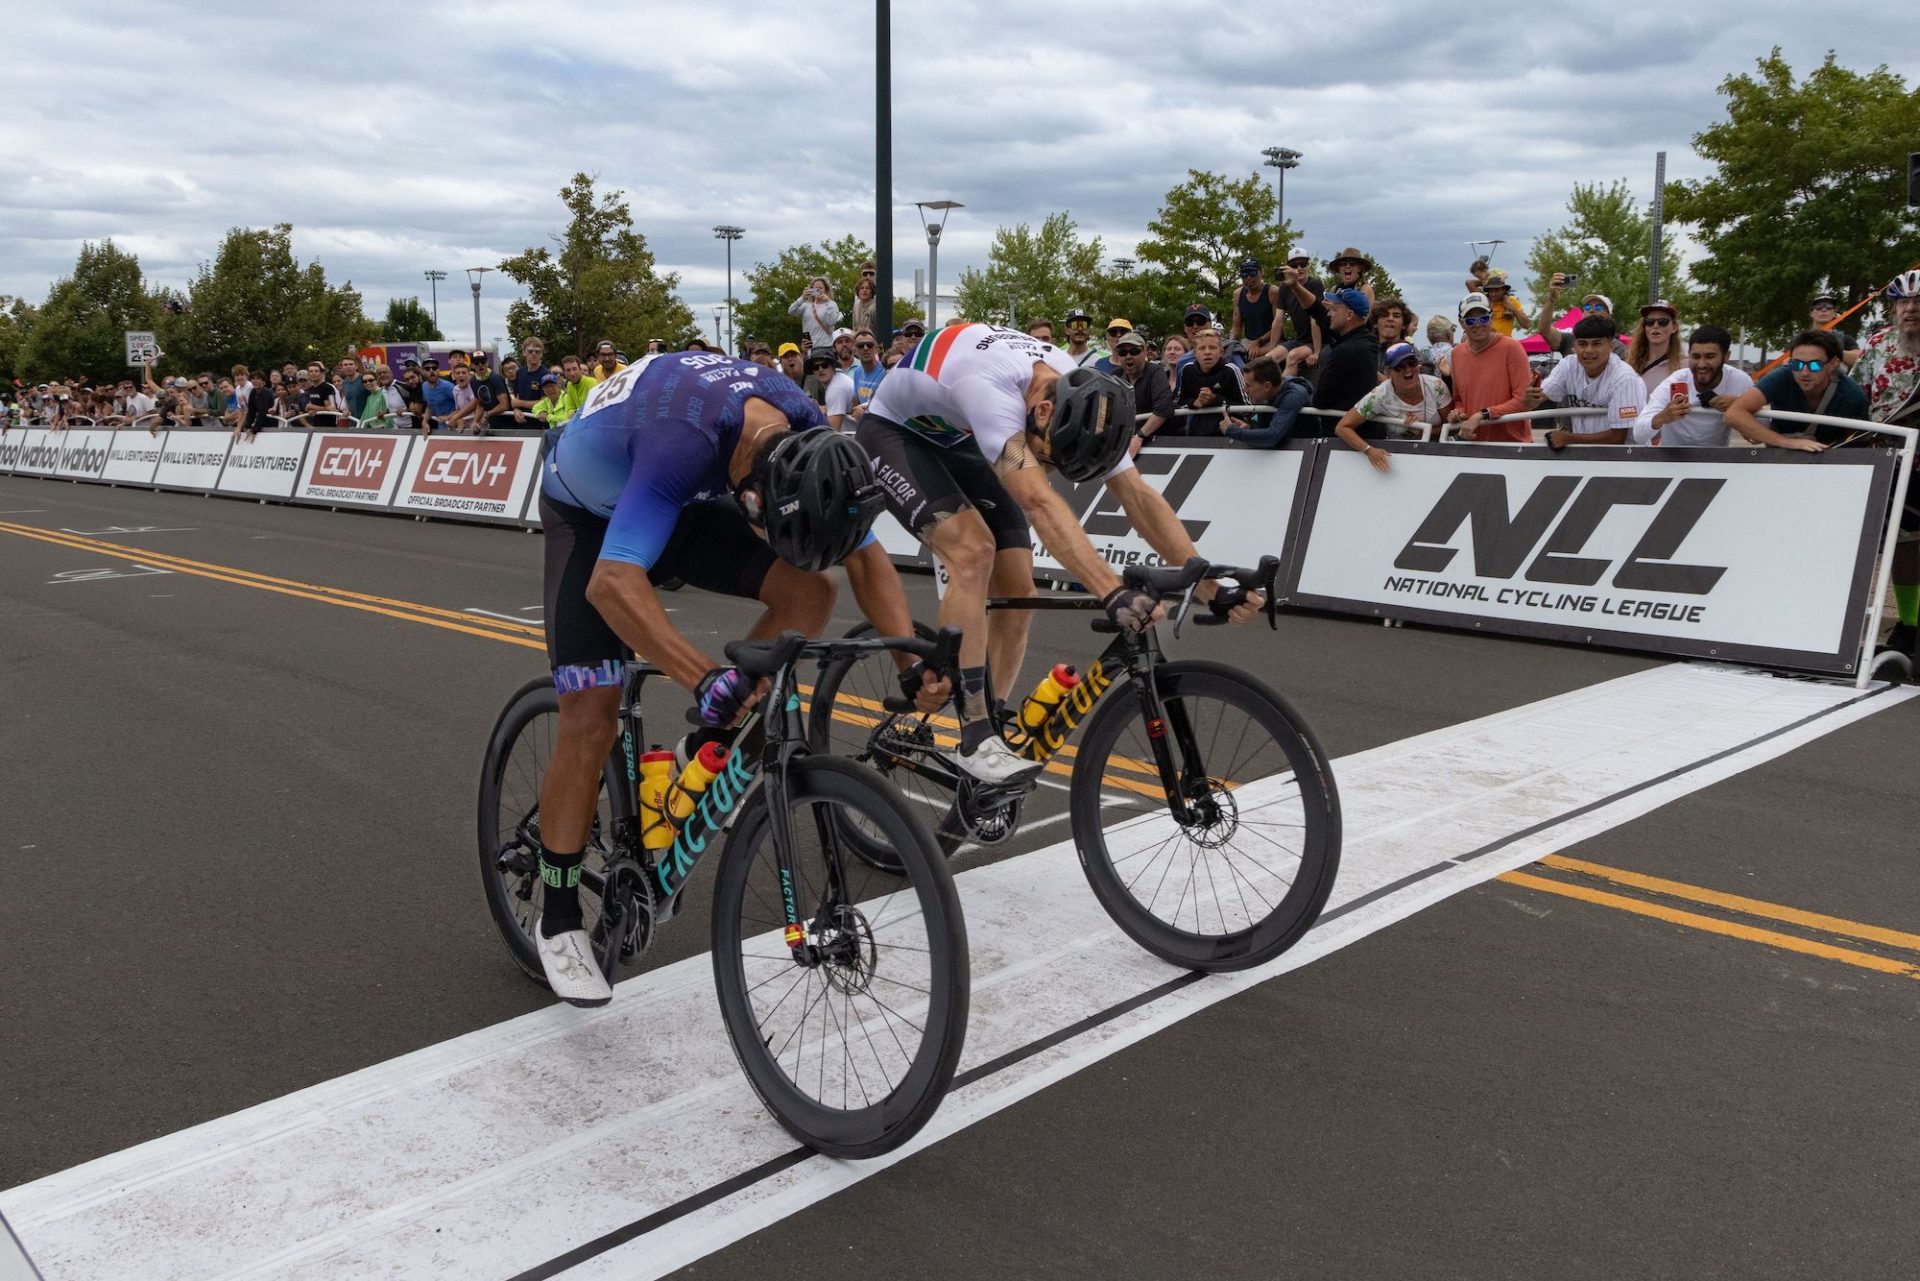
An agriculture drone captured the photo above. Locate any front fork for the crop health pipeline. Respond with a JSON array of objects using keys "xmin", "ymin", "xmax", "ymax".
[
  {"xmin": 1127, "ymin": 643, "xmax": 1204, "ymax": 825},
  {"xmin": 760, "ymin": 673, "xmax": 845, "ymax": 960}
]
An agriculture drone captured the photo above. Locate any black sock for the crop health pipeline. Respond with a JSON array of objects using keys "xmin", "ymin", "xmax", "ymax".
[
  {"xmin": 538, "ymin": 846, "xmax": 585, "ymax": 937},
  {"xmin": 957, "ymin": 666, "xmax": 993, "ymax": 753}
]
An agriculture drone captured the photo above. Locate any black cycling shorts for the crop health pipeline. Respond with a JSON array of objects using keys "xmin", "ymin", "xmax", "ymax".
[
  {"xmin": 855, "ymin": 414, "xmax": 1031, "ymax": 552},
  {"xmin": 541, "ymin": 495, "xmax": 778, "ymax": 688}
]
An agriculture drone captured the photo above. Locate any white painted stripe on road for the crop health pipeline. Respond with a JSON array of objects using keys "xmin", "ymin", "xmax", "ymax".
[{"xmin": 4, "ymin": 665, "xmax": 1909, "ymax": 1281}]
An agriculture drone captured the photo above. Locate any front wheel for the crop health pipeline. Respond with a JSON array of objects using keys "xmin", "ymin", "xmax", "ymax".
[
  {"xmin": 1069, "ymin": 661, "xmax": 1340, "ymax": 972},
  {"xmin": 711, "ymin": 755, "xmax": 969, "ymax": 1158}
]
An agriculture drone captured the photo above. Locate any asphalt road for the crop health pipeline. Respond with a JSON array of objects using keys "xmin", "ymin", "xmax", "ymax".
[{"xmin": 2, "ymin": 471, "xmax": 1916, "ymax": 1279}]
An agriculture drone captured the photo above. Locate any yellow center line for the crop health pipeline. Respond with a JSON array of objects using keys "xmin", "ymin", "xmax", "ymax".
[
  {"xmin": 0, "ymin": 518, "xmax": 543, "ymax": 636},
  {"xmin": 1499, "ymin": 870, "xmax": 1920, "ymax": 981},
  {"xmin": 1540, "ymin": 855, "xmax": 1920, "ymax": 954}
]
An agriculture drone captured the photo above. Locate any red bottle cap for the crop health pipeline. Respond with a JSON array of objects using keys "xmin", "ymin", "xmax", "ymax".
[
  {"xmin": 640, "ymin": 749, "xmax": 674, "ymax": 763},
  {"xmin": 696, "ymin": 740, "xmax": 731, "ymax": 770},
  {"xmin": 1051, "ymin": 663, "xmax": 1080, "ymax": 688}
]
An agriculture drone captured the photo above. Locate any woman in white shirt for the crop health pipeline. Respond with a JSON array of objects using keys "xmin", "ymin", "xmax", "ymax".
[
  {"xmin": 788, "ymin": 277, "xmax": 841, "ymax": 347},
  {"xmin": 1335, "ymin": 342, "xmax": 1453, "ymax": 470}
]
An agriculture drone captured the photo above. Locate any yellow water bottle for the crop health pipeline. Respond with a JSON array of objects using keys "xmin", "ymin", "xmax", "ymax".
[
  {"xmin": 1019, "ymin": 664, "xmax": 1080, "ymax": 732},
  {"xmin": 666, "ymin": 741, "xmax": 730, "ymax": 827},
  {"xmin": 638, "ymin": 749, "xmax": 675, "ymax": 851}
]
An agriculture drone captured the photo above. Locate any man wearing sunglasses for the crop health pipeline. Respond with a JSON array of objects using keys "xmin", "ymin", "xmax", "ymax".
[
  {"xmin": 1532, "ymin": 276, "xmax": 1613, "ymax": 356},
  {"xmin": 1721, "ymin": 329, "xmax": 1868, "ymax": 452},
  {"xmin": 1809, "ymin": 293, "xmax": 1864, "ymax": 369},
  {"xmin": 1445, "ymin": 293, "xmax": 1533, "ymax": 443},
  {"xmin": 845, "ymin": 328, "xmax": 887, "ymax": 420}
]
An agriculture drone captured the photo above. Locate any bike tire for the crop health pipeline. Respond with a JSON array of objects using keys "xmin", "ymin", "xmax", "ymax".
[
  {"xmin": 711, "ymin": 755, "xmax": 969, "ymax": 1158},
  {"xmin": 807, "ymin": 620, "xmax": 961, "ymax": 865},
  {"xmin": 476, "ymin": 678, "xmax": 630, "ymax": 988},
  {"xmin": 1069, "ymin": 660, "xmax": 1340, "ymax": 973}
]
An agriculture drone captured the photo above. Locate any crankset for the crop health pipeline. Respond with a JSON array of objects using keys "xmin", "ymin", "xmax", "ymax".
[
  {"xmin": 592, "ymin": 856, "xmax": 656, "ymax": 976},
  {"xmin": 944, "ymin": 778, "xmax": 1027, "ymax": 847}
]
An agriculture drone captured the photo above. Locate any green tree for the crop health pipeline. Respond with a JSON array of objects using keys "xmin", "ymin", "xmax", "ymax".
[
  {"xmin": 1666, "ymin": 50, "xmax": 1920, "ymax": 340},
  {"xmin": 19, "ymin": 240, "xmax": 159, "ymax": 383},
  {"xmin": 953, "ymin": 213, "xmax": 1104, "ymax": 332},
  {"xmin": 500, "ymin": 173, "xmax": 697, "ymax": 358},
  {"xmin": 1085, "ymin": 266, "xmax": 1191, "ymax": 344},
  {"xmin": 379, "ymin": 296, "xmax": 443, "ymax": 342},
  {"xmin": 1135, "ymin": 170, "xmax": 1296, "ymax": 317},
  {"xmin": 735, "ymin": 235, "xmax": 920, "ymax": 349},
  {"xmin": 0, "ymin": 296, "xmax": 36, "ymax": 386},
  {"xmin": 157, "ymin": 225, "xmax": 370, "ymax": 373},
  {"xmin": 1525, "ymin": 181, "xmax": 1690, "ymax": 327}
]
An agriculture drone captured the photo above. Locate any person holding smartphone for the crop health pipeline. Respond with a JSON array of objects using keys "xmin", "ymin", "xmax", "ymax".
[{"xmin": 788, "ymin": 276, "xmax": 840, "ymax": 348}]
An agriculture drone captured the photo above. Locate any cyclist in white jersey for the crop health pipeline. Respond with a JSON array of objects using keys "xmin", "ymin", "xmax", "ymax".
[{"xmin": 859, "ymin": 324, "xmax": 1264, "ymax": 784}]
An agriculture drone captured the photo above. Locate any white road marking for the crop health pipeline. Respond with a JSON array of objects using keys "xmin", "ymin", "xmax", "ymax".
[
  {"xmin": 465, "ymin": 607, "xmax": 545, "ymax": 624},
  {"xmin": 3, "ymin": 666, "xmax": 1909, "ymax": 1281},
  {"xmin": 58, "ymin": 526, "xmax": 196, "ymax": 535},
  {"xmin": 45, "ymin": 565, "xmax": 172, "ymax": 585}
]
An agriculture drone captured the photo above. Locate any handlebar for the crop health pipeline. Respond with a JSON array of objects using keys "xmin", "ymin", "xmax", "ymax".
[
  {"xmin": 1111, "ymin": 556, "xmax": 1282, "ymax": 634},
  {"xmin": 716, "ymin": 627, "xmax": 964, "ymax": 716}
]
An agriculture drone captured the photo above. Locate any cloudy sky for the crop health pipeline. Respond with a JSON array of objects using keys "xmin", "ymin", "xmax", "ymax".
[{"xmin": 3, "ymin": 2, "xmax": 1915, "ymax": 349}]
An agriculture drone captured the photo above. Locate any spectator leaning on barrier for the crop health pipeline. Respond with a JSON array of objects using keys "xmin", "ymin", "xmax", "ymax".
[
  {"xmin": 1526, "ymin": 314, "xmax": 1644, "ymax": 448},
  {"xmin": 1721, "ymin": 329, "xmax": 1868, "ymax": 452},
  {"xmin": 1230, "ymin": 259, "xmax": 1284, "ymax": 359},
  {"xmin": 1223, "ymin": 348, "xmax": 1315, "ymax": 448},
  {"xmin": 418, "ymin": 360, "xmax": 457, "ymax": 430},
  {"xmin": 1627, "ymin": 300, "xmax": 1682, "ymax": 394},
  {"xmin": 1173, "ymin": 328, "xmax": 1245, "ymax": 438},
  {"xmin": 1337, "ymin": 343, "xmax": 1452, "ymax": 470},
  {"xmin": 1810, "ymin": 292, "xmax": 1865, "ymax": 368},
  {"xmin": 1851, "ymin": 271, "xmax": 1920, "ymax": 656},
  {"xmin": 238, "ymin": 374, "xmax": 275, "ymax": 442},
  {"xmin": 1480, "ymin": 269, "xmax": 1529, "ymax": 337},
  {"xmin": 1447, "ymin": 292, "xmax": 1533, "ymax": 443},
  {"xmin": 1299, "ymin": 288, "xmax": 1380, "ymax": 432},
  {"xmin": 789, "ymin": 277, "xmax": 840, "ymax": 347},
  {"xmin": 1112, "ymin": 330, "xmax": 1175, "ymax": 452},
  {"xmin": 530, "ymin": 371, "xmax": 565, "ymax": 423},
  {"xmin": 353, "ymin": 368, "xmax": 391, "ymax": 429},
  {"xmin": 1638, "ymin": 324, "xmax": 1751, "ymax": 448},
  {"xmin": 378, "ymin": 366, "xmax": 409, "ymax": 428}
]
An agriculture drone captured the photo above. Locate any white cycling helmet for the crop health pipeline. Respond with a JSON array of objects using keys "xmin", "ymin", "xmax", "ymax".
[{"xmin": 1887, "ymin": 270, "xmax": 1920, "ymax": 300}]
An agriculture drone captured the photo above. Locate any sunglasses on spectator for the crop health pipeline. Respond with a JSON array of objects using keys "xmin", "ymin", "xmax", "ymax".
[
  {"xmin": 1788, "ymin": 358, "xmax": 1827, "ymax": 372},
  {"xmin": 855, "ymin": 341, "xmax": 876, "ymax": 349},
  {"xmin": 1643, "ymin": 317, "xmax": 1675, "ymax": 328},
  {"xmin": 1581, "ymin": 302, "xmax": 1606, "ymax": 313},
  {"xmin": 1461, "ymin": 314, "xmax": 1493, "ymax": 327}
]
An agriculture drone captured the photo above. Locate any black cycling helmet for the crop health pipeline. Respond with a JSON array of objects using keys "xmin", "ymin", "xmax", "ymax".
[
  {"xmin": 1037, "ymin": 367, "xmax": 1134, "ymax": 482},
  {"xmin": 742, "ymin": 428, "xmax": 884, "ymax": 571}
]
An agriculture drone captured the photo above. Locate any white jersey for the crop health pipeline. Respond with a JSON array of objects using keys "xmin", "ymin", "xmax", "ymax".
[
  {"xmin": 867, "ymin": 324, "xmax": 1133, "ymax": 472},
  {"xmin": 1540, "ymin": 353, "xmax": 1646, "ymax": 437},
  {"xmin": 1638, "ymin": 365, "xmax": 1753, "ymax": 447}
]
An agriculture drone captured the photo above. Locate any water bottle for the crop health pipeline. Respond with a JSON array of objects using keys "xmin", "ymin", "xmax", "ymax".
[
  {"xmin": 638, "ymin": 748, "xmax": 675, "ymax": 850},
  {"xmin": 666, "ymin": 741, "xmax": 730, "ymax": 827},
  {"xmin": 1019, "ymin": 664, "xmax": 1080, "ymax": 732}
]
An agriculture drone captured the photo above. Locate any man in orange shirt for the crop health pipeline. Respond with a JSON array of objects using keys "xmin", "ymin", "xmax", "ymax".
[{"xmin": 1444, "ymin": 293, "xmax": 1532, "ymax": 443}]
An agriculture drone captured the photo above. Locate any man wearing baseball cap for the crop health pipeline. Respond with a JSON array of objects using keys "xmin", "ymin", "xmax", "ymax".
[
  {"xmin": 776, "ymin": 342, "xmax": 805, "ymax": 384},
  {"xmin": 1809, "ymin": 292, "xmax": 1864, "ymax": 368},
  {"xmin": 1096, "ymin": 318, "xmax": 1134, "ymax": 373},
  {"xmin": 1299, "ymin": 288, "xmax": 1379, "ymax": 430},
  {"xmin": 1534, "ymin": 274, "xmax": 1612, "ymax": 355},
  {"xmin": 1230, "ymin": 259, "xmax": 1285, "ymax": 360},
  {"xmin": 1279, "ymin": 251, "xmax": 1328, "ymax": 366},
  {"xmin": 1445, "ymin": 293, "xmax": 1533, "ymax": 443},
  {"xmin": 1061, "ymin": 308, "xmax": 1106, "ymax": 369}
]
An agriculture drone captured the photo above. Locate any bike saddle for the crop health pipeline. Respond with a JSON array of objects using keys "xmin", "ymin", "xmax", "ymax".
[{"xmin": 725, "ymin": 630, "xmax": 808, "ymax": 680}]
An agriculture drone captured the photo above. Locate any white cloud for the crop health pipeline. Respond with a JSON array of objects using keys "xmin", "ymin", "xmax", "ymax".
[{"xmin": 2, "ymin": 1, "xmax": 1916, "ymax": 348}]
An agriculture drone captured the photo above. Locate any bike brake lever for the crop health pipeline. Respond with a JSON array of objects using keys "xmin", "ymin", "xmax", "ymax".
[{"xmin": 1171, "ymin": 580, "xmax": 1199, "ymax": 641}]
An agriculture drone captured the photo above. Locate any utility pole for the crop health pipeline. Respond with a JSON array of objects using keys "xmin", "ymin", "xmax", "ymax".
[
  {"xmin": 465, "ymin": 267, "xmax": 492, "ymax": 350},
  {"xmin": 712, "ymin": 225, "xmax": 744, "ymax": 354},
  {"xmin": 875, "ymin": 0, "xmax": 893, "ymax": 342},
  {"xmin": 915, "ymin": 201, "xmax": 962, "ymax": 329},
  {"xmin": 1261, "ymin": 146, "xmax": 1302, "ymax": 245},
  {"xmin": 424, "ymin": 270, "xmax": 446, "ymax": 327},
  {"xmin": 1648, "ymin": 150, "xmax": 1668, "ymax": 304}
]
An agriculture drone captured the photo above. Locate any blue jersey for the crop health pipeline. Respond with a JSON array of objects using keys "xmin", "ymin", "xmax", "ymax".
[{"xmin": 541, "ymin": 353, "xmax": 825, "ymax": 568}]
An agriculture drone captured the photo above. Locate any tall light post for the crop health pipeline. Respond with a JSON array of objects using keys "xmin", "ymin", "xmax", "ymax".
[
  {"xmin": 465, "ymin": 267, "xmax": 492, "ymax": 350},
  {"xmin": 1261, "ymin": 146, "xmax": 1302, "ymax": 241},
  {"xmin": 712, "ymin": 306, "xmax": 724, "ymax": 348},
  {"xmin": 913, "ymin": 200, "xmax": 962, "ymax": 329},
  {"xmin": 712, "ymin": 225, "xmax": 744, "ymax": 353},
  {"xmin": 424, "ymin": 269, "xmax": 447, "ymax": 327},
  {"xmin": 1111, "ymin": 257, "xmax": 1135, "ymax": 275}
]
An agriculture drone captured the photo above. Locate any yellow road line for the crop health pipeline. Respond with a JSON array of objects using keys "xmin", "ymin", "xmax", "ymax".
[
  {"xmin": 1498, "ymin": 870, "xmax": 1920, "ymax": 981},
  {"xmin": 0, "ymin": 520, "xmax": 546, "ymax": 651},
  {"xmin": 0, "ymin": 518, "xmax": 543, "ymax": 636},
  {"xmin": 1541, "ymin": 855, "xmax": 1920, "ymax": 955}
]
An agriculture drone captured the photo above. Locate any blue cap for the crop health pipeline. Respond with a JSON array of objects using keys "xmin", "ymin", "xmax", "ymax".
[
  {"xmin": 539, "ymin": 371, "xmax": 559, "ymax": 384},
  {"xmin": 1326, "ymin": 288, "xmax": 1370, "ymax": 320},
  {"xmin": 1383, "ymin": 342, "xmax": 1419, "ymax": 368}
]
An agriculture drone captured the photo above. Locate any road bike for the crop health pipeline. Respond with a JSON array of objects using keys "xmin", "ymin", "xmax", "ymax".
[
  {"xmin": 477, "ymin": 628, "xmax": 969, "ymax": 1158},
  {"xmin": 810, "ymin": 557, "xmax": 1341, "ymax": 973}
]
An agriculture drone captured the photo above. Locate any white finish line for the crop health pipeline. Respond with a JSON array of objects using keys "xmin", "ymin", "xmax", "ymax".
[{"xmin": 3, "ymin": 665, "xmax": 1909, "ymax": 1280}]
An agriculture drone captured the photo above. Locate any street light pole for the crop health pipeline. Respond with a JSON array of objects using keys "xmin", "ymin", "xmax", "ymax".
[
  {"xmin": 712, "ymin": 225, "xmax": 745, "ymax": 353},
  {"xmin": 424, "ymin": 270, "xmax": 447, "ymax": 327},
  {"xmin": 1261, "ymin": 146, "xmax": 1302, "ymax": 242},
  {"xmin": 712, "ymin": 307, "xmax": 724, "ymax": 348},
  {"xmin": 465, "ymin": 267, "xmax": 492, "ymax": 350},
  {"xmin": 914, "ymin": 200, "xmax": 962, "ymax": 329},
  {"xmin": 876, "ymin": 0, "xmax": 893, "ymax": 343}
]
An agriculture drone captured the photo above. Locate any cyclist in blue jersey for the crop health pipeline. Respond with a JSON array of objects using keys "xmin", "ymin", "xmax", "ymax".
[{"xmin": 531, "ymin": 351, "xmax": 928, "ymax": 1005}]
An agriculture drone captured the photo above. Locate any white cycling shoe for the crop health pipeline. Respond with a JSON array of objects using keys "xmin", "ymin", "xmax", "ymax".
[
  {"xmin": 536, "ymin": 921, "xmax": 613, "ymax": 1007},
  {"xmin": 945, "ymin": 734, "xmax": 1043, "ymax": 789}
]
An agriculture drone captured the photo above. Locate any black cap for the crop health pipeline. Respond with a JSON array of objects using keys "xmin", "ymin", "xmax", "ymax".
[
  {"xmin": 805, "ymin": 349, "xmax": 836, "ymax": 368},
  {"xmin": 1064, "ymin": 307, "xmax": 1091, "ymax": 323},
  {"xmin": 1184, "ymin": 306, "xmax": 1211, "ymax": 324}
]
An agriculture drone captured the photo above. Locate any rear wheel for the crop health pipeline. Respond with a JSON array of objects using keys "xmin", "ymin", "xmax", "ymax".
[
  {"xmin": 1069, "ymin": 661, "xmax": 1340, "ymax": 972},
  {"xmin": 712, "ymin": 756, "xmax": 969, "ymax": 1158},
  {"xmin": 476, "ymin": 678, "xmax": 630, "ymax": 986},
  {"xmin": 808, "ymin": 620, "xmax": 960, "ymax": 864}
]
